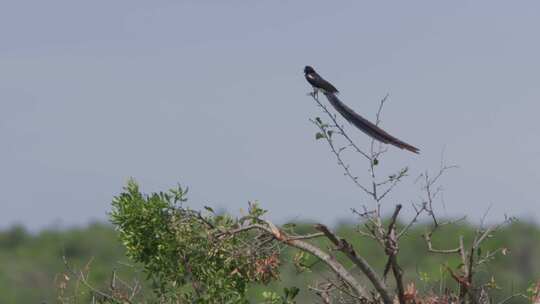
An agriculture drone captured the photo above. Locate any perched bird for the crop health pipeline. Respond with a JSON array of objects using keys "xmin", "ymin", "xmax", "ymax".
[
  {"xmin": 304, "ymin": 65, "xmax": 339, "ymax": 96},
  {"xmin": 304, "ymin": 66, "xmax": 420, "ymax": 154}
]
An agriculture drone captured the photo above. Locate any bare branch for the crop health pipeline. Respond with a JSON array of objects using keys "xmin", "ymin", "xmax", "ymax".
[
  {"xmin": 423, "ymin": 231, "xmax": 461, "ymax": 254},
  {"xmin": 397, "ymin": 203, "xmax": 427, "ymax": 239},
  {"xmin": 288, "ymin": 232, "xmax": 326, "ymax": 241},
  {"xmin": 62, "ymin": 256, "xmax": 127, "ymax": 303},
  {"xmin": 308, "ymin": 283, "xmax": 333, "ymax": 304},
  {"xmin": 380, "ymin": 205, "xmax": 406, "ymax": 304},
  {"xmin": 314, "ymin": 224, "xmax": 392, "ymax": 304},
  {"xmin": 222, "ymin": 221, "xmax": 371, "ymax": 299}
]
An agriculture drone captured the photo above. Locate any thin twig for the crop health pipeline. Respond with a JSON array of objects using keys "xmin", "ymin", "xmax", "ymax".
[
  {"xmin": 311, "ymin": 117, "xmax": 374, "ymax": 196},
  {"xmin": 310, "ymin": 93, "xmax": 371, "ymax": 160}
]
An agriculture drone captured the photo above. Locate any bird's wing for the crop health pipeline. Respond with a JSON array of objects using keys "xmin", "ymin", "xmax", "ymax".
[
  {"xmin": 307, "ymin": 73, "xmax": 339, "ymax": 93},
  {"xmin": 324, "ymin": 92, "xmax": 419, "ymax": 154}
]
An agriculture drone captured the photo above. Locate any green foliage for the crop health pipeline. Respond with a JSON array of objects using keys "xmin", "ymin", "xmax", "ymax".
[
  {"xmin": 109, "ymin": 179, "xmax": 281, "ymax": 303},
  {"xmin": 262, "ymin": 287, "xmax": 299, "ymax": 304},
  {"xmin": 0, "ymin": 222, "xmax": 140, "ymax": 303}
]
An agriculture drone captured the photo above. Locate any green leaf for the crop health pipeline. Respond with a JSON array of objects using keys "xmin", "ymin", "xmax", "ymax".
[
  {"xmin": 373, "ymin": 158, "xmax": 379, "ymax": 166},
  {"xmin": 284, "ymin": 286, "xmax": 300, "ymax": 299},
  {"xmin": 315, "ymin": 117, "xmax": 322, "ymax": 124},
  {"xmin": 315, "ymin": 132, "xmax": 325, "ymax": 140},
  {"xmin": 204, "ymin": 206, "xmax": 215, "ymax": 213}
]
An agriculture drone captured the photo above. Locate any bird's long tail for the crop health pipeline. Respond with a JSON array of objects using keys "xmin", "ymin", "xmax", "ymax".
[{"xmin": 324, "ymin": 92, "xmax": 420, "ymax": 154}]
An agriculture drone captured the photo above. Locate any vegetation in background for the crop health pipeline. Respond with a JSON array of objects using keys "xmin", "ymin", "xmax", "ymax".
[{"xmin": 1, "ymin": 210, "xmax": 539, "ymax": 303}]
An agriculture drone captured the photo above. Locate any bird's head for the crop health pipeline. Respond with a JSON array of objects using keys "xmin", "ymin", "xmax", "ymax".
[{"xmin": 304, "ymin": 65, "xmax": 315, "ymax": 74}]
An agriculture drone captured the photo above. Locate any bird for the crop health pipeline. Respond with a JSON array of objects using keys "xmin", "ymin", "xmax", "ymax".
[
  {"xmin": 304, "ymin": 65, "xmax": 339, "ymax": 96},
  {"xmin": 304, "ymin": 65, "xmax": 420, "ymax": 154}
]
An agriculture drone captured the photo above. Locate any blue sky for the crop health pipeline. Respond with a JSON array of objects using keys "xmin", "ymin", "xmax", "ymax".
[{"xmin": 1, "ymin": 1, "xmax": 539, "ymax": 230}]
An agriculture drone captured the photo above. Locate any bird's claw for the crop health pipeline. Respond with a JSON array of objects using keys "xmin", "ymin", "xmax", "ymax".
[{"xmin": 306, "ymin": 90, "xmax": 318, "ymax": 98}]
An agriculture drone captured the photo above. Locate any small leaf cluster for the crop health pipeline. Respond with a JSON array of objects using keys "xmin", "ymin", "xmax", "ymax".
[
  {"xmin": 313, "ymin": 117, "xmax": 333, "ymax": 141},
  {"xmin": 262, "ymin": 287, "xmax": 300, "ymax": 304}
]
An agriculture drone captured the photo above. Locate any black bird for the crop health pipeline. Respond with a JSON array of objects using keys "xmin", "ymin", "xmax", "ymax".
[
  {"xmin": 304, "ymin": 65, "xmax": 339, "ymax": 96},
  {"xmin": 304, "ymin": 66, "xmax": 420, "ymax": 154}
]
